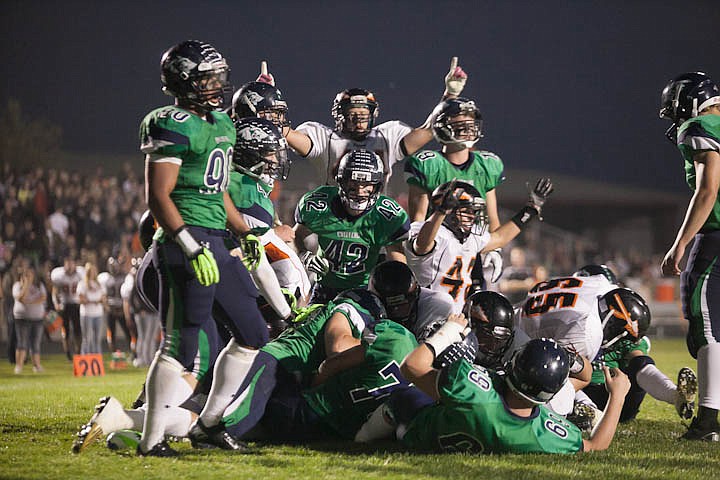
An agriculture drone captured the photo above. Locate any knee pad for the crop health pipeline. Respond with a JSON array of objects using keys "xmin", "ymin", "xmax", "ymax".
[{"xmin": 624, "ymin": 355, "xmax": 655, "ymax": 381}]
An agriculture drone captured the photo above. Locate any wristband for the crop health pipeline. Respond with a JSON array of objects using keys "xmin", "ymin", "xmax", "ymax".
[
  {"xmin": 173, "ymin": 225, "xmax": 202, "ymax": 258},
  {"xmin": 424, "ymin": 321, "xmax": 466, "ymax": 358},
  {"xmin": 510, "ymin": 206, "xmax": 539, "ymax": 229}
]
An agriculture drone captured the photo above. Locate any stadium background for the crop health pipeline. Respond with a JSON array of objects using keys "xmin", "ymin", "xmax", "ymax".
[{"xmin": 2, "ymin": 0, "xmax": 720, "ymax": 346}]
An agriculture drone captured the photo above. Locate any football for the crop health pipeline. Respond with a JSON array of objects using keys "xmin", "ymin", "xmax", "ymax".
[{"xmin": 105, "ymin": 430, "xmax": 141, "ymax": 451}]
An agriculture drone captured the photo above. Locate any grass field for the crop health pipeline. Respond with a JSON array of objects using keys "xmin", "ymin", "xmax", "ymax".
[{"xmin": 0, "ymin": 338, "xmax": 717, "ymax": 480}]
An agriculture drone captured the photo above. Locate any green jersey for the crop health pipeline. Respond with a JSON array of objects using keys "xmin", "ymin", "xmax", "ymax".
[
  {"xmin": 402, "ymin": 360, "xmax": 584, "ymax": 454},
  {"xmin": 404, "ymin": 149, "xmax": 505, "ymax": 198},
  {"xmin": 303, "ymin": 320, "xmax": 418, "ymax": 439},
  {"xmin": 591, "ymin": 336, "xmax": 651, "ymax": 384},
  {"xmin": 261, "ymin": 296, "xmax": 379, "ymax": 381},
  {"xmin": 294, "ymin": 186, "xmax": 410, "ymax": 289},
  {"xmin": 140, "ymin": 106, "xmax": 235, "ymax": 230},
  {"xmin": 228, "ymin": 171, "xmax": 275, "ymax": 235},
  {"xmin": 677, "ymin": 114, "xmax": 720, "ymax": 232}
]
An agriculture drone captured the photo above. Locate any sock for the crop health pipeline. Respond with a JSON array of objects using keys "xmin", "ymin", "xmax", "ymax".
[
  {"xmin": 354, "ymin": 403, "xmax": 395, "ymax": 442},
  {"xmin": 698, "ymin": 343, "xmax": 720, "ymax": 411},
  {"xmin": 575, "ymin": 389, "xmax": 598, "ymax": 408},
  {"xmin": 165, "ymin": 406, "xmax": 194, "ymax": 437},
  {"xmin": 139, "ymin": 354, "xmax": 192, "ymax": 452},
  {"xmin": 546, "ymin": 381, "xmax": 575, "ymax": 416},
  {"xmin": 199, "ymin": 339, "xmax": 258, "ymax": 427},
  {"xmin": 253, "ymin": 255, "xmax": 292, "ymax": 319},
  {"xmin": 636, "ymin": 364, "xmax": 676, "ymax": 404},
  {"xmin": 126, "ymin": 407, "xmax": 146, "ymax": 432}
]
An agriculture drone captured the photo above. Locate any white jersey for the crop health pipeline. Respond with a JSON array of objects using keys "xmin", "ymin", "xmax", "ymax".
[
  {"xmin": 412, "ymin": 287, "xmax": 455, "ymax": 341},
  {"xmin": 260, "ymin": 229, "xmax": 312, "ymax": 306},
  {"xmin": 50, "ymin": 266, "xmax": 85, "ymax": 306},
  {"xmin": 296, "ymin": 120, "xmax": 412, "ymax": 184},
  {"xmin": 404, "ymin": 221, "xmax": 490, "ymax": 313},
  {"xmin": 516, "ymin": 274, "xmax": 616, "ymax": 360},
  {"xmin": 97, "ymin": 271, "xmax": 125, "ymax": 308}
]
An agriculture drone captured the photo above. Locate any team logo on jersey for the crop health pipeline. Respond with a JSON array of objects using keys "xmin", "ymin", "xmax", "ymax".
[
  {"xmin": 337, "ymin": 231, "xmax": 360, "ymax": 239},
  {"xmin": 215, "ymin": 136, "xmax": 230, "ymax": 143}
]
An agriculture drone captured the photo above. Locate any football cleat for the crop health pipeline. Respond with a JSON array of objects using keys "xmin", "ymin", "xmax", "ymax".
[
  {"xmin": 137, "ymin": 440, "xmax": 179, "ymax": 457},
  {"xmin": 566, "ymin": 402, "xmax": 603, "ymax": 434},
  {"xmin": 674, "ymin": 367, "xmax": 698, "ymax": 420},
  {"xmin": 681, "ymin": 417, "xmax": 720, "ymax": 442},
  {"xmin": 72, "ymin": 396, "xmax": 132, "ymax": 453},
  {"xmin": 188, "ymin": 418, "xmax": 248, "ymax": 451}
]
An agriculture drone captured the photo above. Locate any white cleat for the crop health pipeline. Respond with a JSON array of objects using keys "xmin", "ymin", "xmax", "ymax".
[{"xmin": 72, "ymin": 396, "xmax": 132, "ymax": 453}]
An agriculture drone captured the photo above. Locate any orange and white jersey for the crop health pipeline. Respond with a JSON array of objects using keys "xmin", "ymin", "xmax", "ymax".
[
  {"xmin": 296, "ymin": 120, "xmax": 412, "ymax": 185},
  {"xmin": 516, "ymin": 274, "xmax": 616, "ymax": 360},
  {"xmin": 259, "ymin": 229, "xmax": 312, "ymax": 307},
  {"xmin": 50, "ymin": 266, "xmax": 85, "ymax": 306},
  {"xmin": 404, "ymin": 221, "xmax": 490, "ymax": 313}
]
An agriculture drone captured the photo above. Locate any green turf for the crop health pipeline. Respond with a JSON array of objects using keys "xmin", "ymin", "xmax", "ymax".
[{"xmin": 0, "ymin": 339, "xmax": 717, "ymax": 480}]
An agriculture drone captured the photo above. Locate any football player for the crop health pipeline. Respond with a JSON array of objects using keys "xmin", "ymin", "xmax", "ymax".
[
  {"xmin": 188, "ymin": 288, "xmax": 417, "ymax": 445},
  {"xmin": 576, "ymin": 302, "xmax": 697, "ymax": 428},
  {"xmin": 98, "ymin": 257, "xmax": 135, "ymax": 357},
  {"xmin": 50, "ymin": 258, "xmax": 84, "ymax": 359},
  {"xmin": 397, "ymin": 333, "xmax": 630, "ymax": 453},
  {"xmin": 228, "ymin": 116, "xmax": 311, "ymax": 334},
  {"xmin": 659, "ymin": 71, "xmax": 720, "ymax": 441},
  {"xmin": 354, "ymin": 287, "xmax": 518, "ymax": 443},
  {"xmin": 405, "ymin": 179, "xmax": 552, "ymax": 313},
  {"xmin": 294, "ymin": 149, "xmax": 410, "ymax": 304},
  {"xmin": 137, "ymin": 40, "xmax": 267, "ymax": 456},
  {"xmin": 258, "ymin": 58, "xmax": 467, "ymax": 185},
  {"xmin": 403, "ymin": 97, "xmax": 505, "ymax": 286}
]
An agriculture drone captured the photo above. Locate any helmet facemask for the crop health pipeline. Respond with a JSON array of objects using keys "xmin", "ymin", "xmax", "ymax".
[
  {"xmin": 332, "ymin": 90, "xmax": 379, "ymax": 140},
  {"xmin": 433, "ymin": 99, "xmax": 483, "ymax": 149},
  {"xmin": 234, "ymin": 118, "xmax": 290, "ymax": 187},
  {"xmin": 443, "ymin": 200, "xmax": 487, "ymax": 243}
]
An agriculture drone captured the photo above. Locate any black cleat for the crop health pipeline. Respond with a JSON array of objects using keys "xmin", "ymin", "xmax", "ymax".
[
  {"xmin": 681, "ymin": 418, "xmax": 720, "ymax": 442},
  {"xmin": 188, "ymin": 418, "xmax": 248, "ymax": 451},
  {"xmin": 137, "ymin": 441, "xmax": 179, "ymax": 457}
]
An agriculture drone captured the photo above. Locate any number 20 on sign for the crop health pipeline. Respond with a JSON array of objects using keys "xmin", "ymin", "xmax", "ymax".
[{"xmin": 73, "ymin": 354, "xmax": 106, "ymax": 377}]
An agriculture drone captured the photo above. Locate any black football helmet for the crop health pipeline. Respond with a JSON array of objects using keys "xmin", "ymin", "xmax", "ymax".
[
  {"xmin": 659, "ymin": 72, "xmax": 720, "ymax": 142},
  {"xmin": 598, "ymin": 288, "xmax": 651, "ymax": 349},
  {"xmin": 463, "ymin": 291, "xmax": 515, "ymax": 369},
  {"xmin": 138, "ymin": 210, "xmax": 157, "ymax": 252},
  {"xmin": 505, "ymin": 338, "xmax": 570, "ymax": 405},
  {"xmin": 233, "ymin": 117, "xmax": 290, "ymax": 186},
  {"xmin": 336, "ymin": 149, "xmax": 384, "ymax": 213},
  {"xmin": 334, "ymin": 288, "xmax": 388, "ymax": 321},
  {"xmin": 573, "ymin": 264, "xmax": 618, "ymax": 285},
  {"xmin": 430, "ymin": 180, "xmax": 487, "ymax": 243},
  {"xmin": 230, "ymin": 81, "xmax": 289, "ymax": 127},
  {"xmin": 368, "ymin": 261, "xmax": 421, "ymax": 329},
  {"xmin": 433, "ymin": 97, "xmax": 483, "ymax": 149},
  {"xmin": 332, "ymin": 88, "xmax": 379, "ymax": 139},
  {"xmin": 160, "ymin": 40, "xmax": 232, "ymax": 113}
]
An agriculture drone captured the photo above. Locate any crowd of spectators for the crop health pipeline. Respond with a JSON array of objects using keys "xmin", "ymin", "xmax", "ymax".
[
  {"xmin": 0, "ymin": 160, "xmax": 675, "ymax": 362},
  {"xmin": 1, "ymin": 161, "xmax": 147, "ymax": 365}
]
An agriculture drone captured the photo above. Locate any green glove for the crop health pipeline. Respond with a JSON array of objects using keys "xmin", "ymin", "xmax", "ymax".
[
  {"xmin": 190, "ymin": 247, "xmax": 220, "ymax": 286},
  {"xmin": 240, "ymin": 234, "xmax": 265, "ymax": 271}
]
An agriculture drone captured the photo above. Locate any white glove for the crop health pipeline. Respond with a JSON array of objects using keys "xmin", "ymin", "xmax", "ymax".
[
  {"xmin": 256, "ymin": 60, "xmax": 275, "ymax": 86},
  {"xmin": 444, "ymin": 56, "xmax": 467, "ymax": 97},
  {"xmin": 482, "ymin": 248, "xmax": 504, "ymax": 283},
  {"xmin": 300, "ymin": 251, "xmax": 330, "ymax": 276}
]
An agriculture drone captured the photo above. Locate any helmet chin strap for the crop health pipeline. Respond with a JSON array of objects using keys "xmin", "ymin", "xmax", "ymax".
[{"xmin": 600, "ymin": 309, "xmax": 628, "ymax": 349}]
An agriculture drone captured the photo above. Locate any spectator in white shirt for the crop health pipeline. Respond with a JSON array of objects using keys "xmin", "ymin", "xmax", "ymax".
[
  {"xmin": 77, "ymin": 262, "xmax": 106, "ymax": 354},
  {"xmin": 12, "ymin": 266, "xmax": 47, "ymax": 373}
]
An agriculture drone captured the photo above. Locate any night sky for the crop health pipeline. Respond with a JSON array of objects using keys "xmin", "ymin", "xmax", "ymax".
[{"xmin": 2, "ymin": 0, "xmax": 719, "ymax": 192}]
